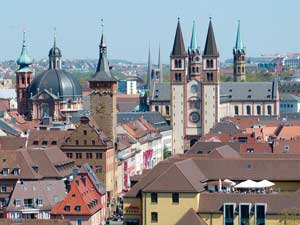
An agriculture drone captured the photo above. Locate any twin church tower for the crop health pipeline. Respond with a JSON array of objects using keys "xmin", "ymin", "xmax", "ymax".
[{"xmin": 170, "ymin": 18, "xmax": 246, "ymax": 153}]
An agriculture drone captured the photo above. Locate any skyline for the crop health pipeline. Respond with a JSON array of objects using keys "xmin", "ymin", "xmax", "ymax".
[{"xmin": 1, "ymin": 0, "xmax": 300, "ymax": 63}]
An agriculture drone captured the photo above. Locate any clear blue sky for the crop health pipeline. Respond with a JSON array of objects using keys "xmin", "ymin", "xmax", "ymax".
[{"xmin": 1, "ymin": 0, "xmax": 299, "ymax": 63}]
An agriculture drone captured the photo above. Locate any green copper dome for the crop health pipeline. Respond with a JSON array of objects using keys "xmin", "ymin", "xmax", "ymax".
[{"xmin": 17, "ymin": 31, "xmax": 33, "ymax": 68}]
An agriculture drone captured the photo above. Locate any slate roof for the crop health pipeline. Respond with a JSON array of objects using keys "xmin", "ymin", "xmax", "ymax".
[
  {"xmin": 203, "ymin": 19, "xmax": 219, "ymax": 57},
  {"xmin": 117, "ymin": 112, "xmax": 171, "ymax": 132},
  {"xmin": 150, "ymin": 82, "xmax": 170, "ymax": 101},
  {"xmin": 171, "ymin": 20, "xmax": 187, "ymax": 56},
  {"xmin": 90, "ymin": 33, "xmax": 116, "ymax": 82},
  {"xmin": 28, "ymin": 69, "xmax": 82, "ymax": 101},
  {"xmin": 176, "ymin": 208, "xmax": 207, "ymax": 225},
  {"xmin": 0, "ymin": 119, "xmax": 21, "ymax": 136},
  {"xmin": 0, "ymin": 89, "xmax": 16, "ymax": 99},
  {"xmin": 6, "ymin": 180, "xmax": 66, "ymax": 211},
  {"xmin": 280, "ymin": 93, "xmax": 300, "ymax": 101},
  {"xmin": 220, "ymin": 82, "xmax": 277, "ymax": 102}
]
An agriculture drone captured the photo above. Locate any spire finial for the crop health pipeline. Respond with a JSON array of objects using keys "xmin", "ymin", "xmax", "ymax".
[
  {"xmin": 22, "ymin": 29, "xmax": 26, "ymax": 46},
  {"xmin": 177, "ymin": 17, "xmax": 180, "ymax": 22},
  {"xmin": 53, "ymin": 27, "xmax": 57, "ymax": 47},
  {"xmin": 209, "ymin": 16, "xmax": 212, "ymax": 21},
  {"xmin": 101, "ymin": 18, "xmax": 104, "ymax": 33}
]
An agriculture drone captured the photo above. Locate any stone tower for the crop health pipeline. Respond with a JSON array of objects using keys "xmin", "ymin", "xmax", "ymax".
[
  {"xmin": 185, "ymin": 21, "xmax": 202, "ymax": 148},
  {"xmin": 89, "ymin": 28, "xmax": 117, "ymax": 142},
  {"xmin": 170, "ymin": 19, "xmax": 188, "ymax": 154},
  {"xmin": 16, "ymin": 31, "xmax": 33, "ymax": 115},
  {"xmin": 233, "ymin": 20, "xmax": 246, "ymax": 82},
  {"xmin": 201, "ymin": 18, "xmax": 220, "ymax": 135}
]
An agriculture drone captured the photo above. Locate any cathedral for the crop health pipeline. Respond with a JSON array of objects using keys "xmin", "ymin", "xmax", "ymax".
[
  {"xmin": 169, "ymin": 18, "xmax": 279, "ymax": 154},
  {"xmin": 16, "ymin": 32, "xmax": 83, "ymax": 121}
]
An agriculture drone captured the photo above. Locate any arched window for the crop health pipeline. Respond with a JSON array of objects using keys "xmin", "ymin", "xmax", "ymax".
[
  {"xmin": 207, "ymin": 73, "xmax": 213, "ymax": 81},
  {"xmin": 257, "ymin": 106, "xmax": 261, "ymax": 115},
  {"xmin": 155, "ymin": 106, "xmax": 159, "ymax": 112},
  {"xmin": 267, "ymin": 105, "xmax": 272, "ymax": 115},
  {"xmin": 67, "ymin": 100, "xmax": 72, "ymax": 109},
  {"xmin": 165, "ymin": 106, "xmax": 170, "ymax": 115},
  {"xmin": 234, "ymin": 106, "xmax": 239, "ymax": 115},
  {"xmin": 246, "ymin": 105, "xmax": 251, "ymax": 115}
]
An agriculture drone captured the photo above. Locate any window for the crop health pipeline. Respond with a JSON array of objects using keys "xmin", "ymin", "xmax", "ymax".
[
  {"xmin": 172, "ymin": 193, "xmax": 179, "ymax": 204},
  {"xmin": 267, "ymin": 106, "xmax": 272, "ymax": 115},
  {"xmin": 151, "ymin": 193, "xmax": 157, "ymax": 204},
  {"xmin": 14, "ymin": 168, "xmax": 20, "ymax": 176},
  {"xmin": 15, "ymin": 199, "xmax": 22, "ymax": 207},
  {"xmin": 234, "ymin": 106, "xmax": 239, "ymax": 115},
  {"xmin": 53, "ymin": 196, "xmax": 59, "ymax": 203},
  {"xmin": 1, "ymin": 184, "xmax": 7, "ymax": 193},
  {"xmin": 33, "ymin": 141, "xmax": 39, "ymax": 145},
  {"xmin": 66, "ymin": 153, "xmax": 73, "ymax": 158},
  {"xmin": 42, "ymin": 141, "xmax": 48, "ymax": 146},
  {"xmin": 92, "ymin": 140, "xmax": 95, "ymax": 145},
  {"xmin": 51, "ymin": 141, "xmax": 57, "ymax": 145},
  {"xmin": 257, "ymin": 106, "xmax": 261, "ymax": 115},
  {"xmin": 75, "ymin": 140, "xmax": 79, "ymax": 145},
  {"xmin": 206, "ymin": 59, "xmax": 214, "ymax": 68},
  {"xmin": 37, "ymin": 198, "xmax": 43, "ymax": 206},
  {"xmin": 2, "ymin": 168, "xmax": 9, "ymax": 176},
  {"xmin": 175, "ymin": 73, "xmax": 182, "ymax": 82},
  {"xmin": 77, "ymin": 220, "xmax": 82, "ymax": 225},
  {"xmin": 246, "ymin": 106, "xmax": 251, "ymax": 115},
  {"xmin": 96, "ymin": 166, "xmax": 102, "ymax": 173},
  {"xmin": 284, "ymin": 145, "xmax": 289, "ymax": 152},
  {"xmin": 86, "ymin": 153, "xmax": 93, "ymax": 159},
  {"xmin": 224, "ymin": 204, "xmax": 235, "ymax": 225},
  {"xmin": 165, "ymin": 106, "xmax": 170, "ymax": 115},
  {"xmin": 255, "ymin": 204, "xmax": 266, "ymax": 225},
  {"xmin": 76, "ymin": 153, "xmax": 82, "ymax": 159},
  {"xmin": 246, "ymin": 148, "xmax": 254, "ymax": 153},
  {"xmin": 151, "ymin": 212, "xmax": 158, "ymax": 223},
  {"xmin": 174, "ymin": 59, "xmax": 182, "ymax": 68},
  {"xmin": 83, "ymin": 130, "xmax": 87, "ymax": 135},
  {"xmin": 64, "ymin": 205, "xmax": 71, "ymax": 212},
  {"xmin": 84, "ymin": 140, "xmax": 87, "ymax": 145},
  {"xmin": 75, "ymin": 205, "xmax": 81, "ymax": 212},
  {"xmin": 96, "ymin": 153, "xmax": 102, "ymax": 159},
  {"xmin": 207, "ymin": 73, "xmax": 213, "ymax": 81},
  {"xmin": 239, "ymin": 204, "xmax": 251, "ymax": 225},
  {"xmin": 67, "ymin": 100, "xmax": 72, "ymax": 109},
  {"xmin": 21, "ymin": 77, "xmax": 25, "ymax": 84},
  {"xmin": 155, "ymin": 106, "xmax": 159, "ymax": 112}
]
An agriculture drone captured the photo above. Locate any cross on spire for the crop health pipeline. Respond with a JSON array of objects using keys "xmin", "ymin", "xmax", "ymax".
[{"xmin": 101, "ymin": 18, "xmax": 104, "ymax": 34}]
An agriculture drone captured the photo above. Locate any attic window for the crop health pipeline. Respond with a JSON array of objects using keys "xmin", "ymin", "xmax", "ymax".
[
  {"xmin": 42, "ymin": 141, "xmax": 48, "ymax": 146},
  {"xmin": 247, "ymin": 95, "xmax": 251, "ymax": 99},
  {"xmin": 156, "ymin": 89, "xmax": 159, "ymax": 92},
  {"xmin": 267, "ymin": 95, "xmax": 271, "ymax": 98},
  {"xmin": 64, "ymin": 205, "xmax": 71, "ymax": 212},
  {"xmin": 2, "ymin": 168, "xmax": 9, "ymax": 176},
  {"xmin": 33, "ymin": 141, "xmax": 39, "ymax": 145},
  {"xmin": 75, "ymin": 205, "xmax": 81, "ymax": 212},
  {"xmin": 248, "ymin": 89, "xmax": 252, "ymax": 92},
  {"xmin": 229, "ymin": 89, "xmax": 232, "ymax": 92},
  {"xmin": 284, "ymin": 145, "xmax": 289, "ymax": 152},
  {"xmin": 51, "ymin": 141, "xmax": 57, "ymax": 145},
  {"xmin": 229, "ymin": 95, "xmax": 232, "ymax": 99},
  {"xmin": 155, "ymin": 95, "xmax": 158, "ymax": 98},
  {"xmin": 13, "ymin": 168, "xmax": 20, "ymax": 176},
  {"xmin": 246, "ymin": 148, "xmax": 254, "ymax": 153},
  {"xmin": 268, "ymin": 89, "xmax": 271, "ymax": 92}
]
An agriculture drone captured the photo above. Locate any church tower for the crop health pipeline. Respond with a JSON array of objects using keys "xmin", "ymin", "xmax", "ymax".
[
  {"xmin": 170, "ymin": 19, "xmax": 188, "ymax": 154},
  {"xmin": 184, "ymin": 21, "xmax": 202, "ymax": 148},
  {"xmin": 89, "ymin": 25, "xmax": 117, "ymax": 142},
  {"xmin": 188, "ymin": 21, "xmax": 201, "ymax": 81},
  {"xmin": 16, "ymin": 31, "xmax": 33, "ymax": 115},
  {"xmin": 201, "ymin": 18, "xmax": 220, "ymax": 135},
  {"xmin": 233, "ymin": 20, "xmax": 246, "ymax": 82},
  {"xmin": 48, "ymin": 31, "xmax": 62, "ymax": 70}
]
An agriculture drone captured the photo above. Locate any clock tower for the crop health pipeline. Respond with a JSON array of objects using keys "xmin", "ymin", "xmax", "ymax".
[{"xmin": 89, "ymin": 26, "xmax": 117, "ymax": 142}]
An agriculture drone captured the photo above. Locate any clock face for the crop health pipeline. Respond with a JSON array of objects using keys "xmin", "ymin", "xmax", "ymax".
[
  {"xmin": 195, "ymin": 56, "xmax": 200, "ymax": 62},
  {"xmin": 189, "ymin": 112, "xmax": 200, "ymax": 123},
  {"xmin": 191, "ymin": 85, "xmax": 198, "ymax": 93}
]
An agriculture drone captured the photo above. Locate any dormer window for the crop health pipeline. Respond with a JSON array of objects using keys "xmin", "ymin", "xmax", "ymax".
[
  {"xmin": 33, "ymin": 141, "xmax": 39, "ymax": 145},
  {"xmin": 2, "ymin": 168, "xmax": 9, "ymax": 176},
  {"xmin": 37, "ymin": 198, "xmax": 43, "ymax": 206},
  {"xmin": 13, "ymin": 168, "xmax": 20, "ymax": 176},
  {"xmin": 75, "ymin": 205, "xmax": 81, "ymax": 212},
  {"xmin": 64, "ymin": 205, "xmax": 71, "ymax": 212},
  {"xmin": 42, "ymin": 141, "xmax": 48, "ymax": 146}
]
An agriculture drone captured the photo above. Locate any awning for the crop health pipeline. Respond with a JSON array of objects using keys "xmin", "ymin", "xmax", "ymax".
[
  {"xmin": 257, "ymin": 180, "xmax": 275, "ymax": 188},
  {"xmin": 234, "ymin": 179, "xmax": 258, "ymax": 189}
]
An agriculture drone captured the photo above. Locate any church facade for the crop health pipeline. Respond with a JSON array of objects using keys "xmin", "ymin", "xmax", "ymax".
[
  {"xmin": 169, "ymin": 19, "xmax": 279, "ymax": 154},
  {"xmin": 15, "ymin": 32, "xmax": 83, "ymax": 121}
]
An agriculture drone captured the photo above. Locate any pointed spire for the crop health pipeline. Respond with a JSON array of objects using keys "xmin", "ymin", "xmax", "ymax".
[
  {"xmin": 92, "ymin": 19, "xmax": 116, "ymax": 82},
  {"xmin": 171, "ymin": 18, "xmax": 187, "ymax": 56},
  {"xmin": 17, "ymin": 29, "xmax": 33, "ymax": 69},
  {"xmin": 158, "ymin": 44, "xmax": 163, "ymax": 82},
  {"xmin": 53, "ymin": 27, "xmax": 57, "ymax": 48},
  {"xmin": 147, "ymin": 44, "xmax": 152, "ymax": 89},
  {"xmin": 235, "ymin": 20, "xmax": 244, "ymax": 51},
  {"xmin": 203, "ymin": 17, "xmax": 219, "ymax": 57},
  {"xmin": 189, "ymin": 21, "xmax": 198, "ymax": 51}
]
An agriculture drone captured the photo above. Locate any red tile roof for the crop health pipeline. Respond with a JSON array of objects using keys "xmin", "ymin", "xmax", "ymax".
[{"xmin": 51, "ymin": 174, "xmax": 103, "ymax": 216}]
